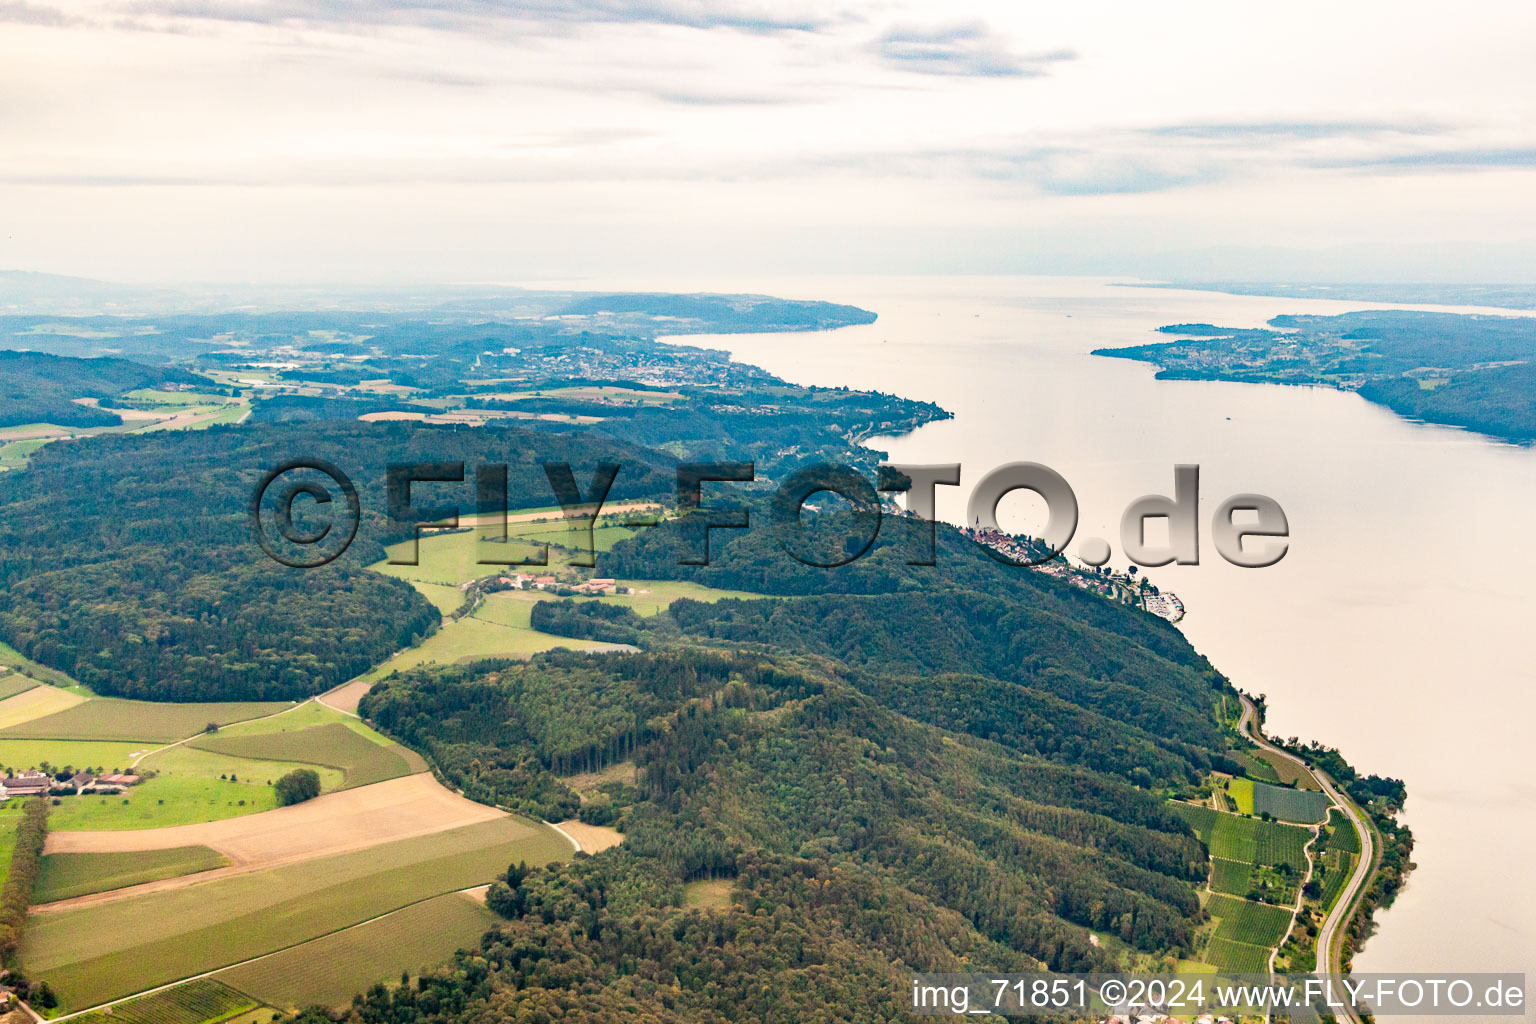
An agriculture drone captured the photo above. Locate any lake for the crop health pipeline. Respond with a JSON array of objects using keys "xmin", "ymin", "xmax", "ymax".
[{"xmin": 560, "ymin": 272, "xmax": 1533, "ymax": 1009}]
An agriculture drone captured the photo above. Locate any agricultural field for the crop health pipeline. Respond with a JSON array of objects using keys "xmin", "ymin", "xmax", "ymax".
[
  {"xmin": 1252, "ymin": 780, "xmax": 1331, "ymax": 823},
  {"xmin": 601, "ymin": 580, "xmax": 765, "ymax": 617},
  {"xmin": 406, "ymin": 581, "xmax": 469, "ymax": 616},
  {"xmin": 46, "ymin": 744, "xmax": 345, "ymax": 832},
  {"xmin": 42, "ymin": 775, "xmax": 512, "ymax": 896},
  {"xmin": 1326, "ymin": 808, "xmax": 1362, "ymax": 854},
  {"xmin": 1317, "ymin": 848, "xmax": 1358, "ymax": 911},
  {"xmin": 215, "ymin": 892, "xmax": 496, "ymax": 1010},
  {"xmin": 65, "ymin": 979, "xmax": 256, "ymax": 1024},
  {"xmin": 1, "ymin": 697, "xmax": 292, "ymax": 743},
  {"xmin": 37, "ymin": 846, "xmax": 230, "ymax": 903},
  {"xmin": 1232, "ymin": 749, "xmax": 1281, "ymax": 784},
  {"xmin": 0, "ymin": 685, "xmax": 85, "ymax": 730},
  {"xmin": 0, "ymin": 673, "xmax": 38, "ymax": 701},
  {"xmin": 356, "ymin": 610, "xmax": 610, "ymax": 685},
  {"xmin": 1253, "ymin": 748, "xmax": 1321, "ymax": 790},
  {"xmin": 1203, "ymin": 936, "xmax": 1272, "ymax": 973},
  {"xmin": 26, "ymin": 816, "xmax": 570, "ymax": 1011},
  {"xmin": 0, "ymin": 437, "xmax": 50, "ymax": 471},
  {"xmin": 1206, "ymin": 893, "xmax": 1294, "ymax": 948},
  {"xmin": 0, "ymin": 810, "xmax": 18, "ymax": 890},
  {"xmin": 1174, "ymin": 804, "xmax": 1312, "ymax": 870},
  {"xmin": 0, "ymin": 739, "xmax": 148, "ymax": 778},
  {"xmin": 1209, "ymin": 857, "xmax": 1251, "ymax": 896},
  {"xmin": 191, "ymin": 722, "xmax": 416, "ymax": 790},
  {"xmin": 372, "ymin": 523, "xmax": 629, "ymax": 589},
  {"xmin": 1225, "ymin": 776, "xmax": 1255, "ymax": 815}
]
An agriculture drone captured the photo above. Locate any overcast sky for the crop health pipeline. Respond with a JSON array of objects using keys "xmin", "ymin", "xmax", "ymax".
[{"xmin": 3, "ymin": 0, "xmax": 1535, "ymax": 283}]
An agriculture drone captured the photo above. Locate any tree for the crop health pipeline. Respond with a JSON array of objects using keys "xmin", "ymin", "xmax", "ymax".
[{"xmin": 274, "ymin": 768, "xmax": 321, "ymax": 806}]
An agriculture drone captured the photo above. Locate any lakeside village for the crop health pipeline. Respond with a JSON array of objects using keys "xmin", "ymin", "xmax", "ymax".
[{"xmin": 959, "ymin": 521, "xmax": 1185, "ymax": 623}]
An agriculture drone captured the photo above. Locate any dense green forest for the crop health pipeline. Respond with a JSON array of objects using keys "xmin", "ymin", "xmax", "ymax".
[
  {"xmin": 0, "ymin": 351, "xmax": 214, "ymax": 429},
  {"xmin": 1359, "ymin": 362, "xmax": 1536, "ymax": 440},
  {"xmin": 1095, "ymin": 309, "xmax": 1536, "ymax": 443},
  {"xmin": 0, "ymin": 421, "xmax": 671, "ymax": 699},
  {"xmin": 355, "ymin": 646, "xmax": 1211, "ymax": 1023}
]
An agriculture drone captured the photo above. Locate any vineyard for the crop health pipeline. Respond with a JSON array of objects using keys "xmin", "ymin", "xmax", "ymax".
[
  {"xmin": 1206, "ymin": 893, "xmax": 1294, "ymax": 948},
  {"xmin": 67, "ymin": 980, "xmax": 255, "ymax": 1024},
  {"xmin": 1173, "ymin": 804, "xmax": 1311, "ymax": 870},
  {"xmin": 1209, "ymin": 857, "xmax": 1251, "ymax": 896},
  {"xmin": 1203, "ymin": 936, "xmax": 1271, "ymax": 973},
  {"xmin": 1252, "ymin": 781, "xmax": 1330, "ymax": 823},
  {"xmin": 1326, "ymin": 809, "xmax": 1362, "ymax": 853}
]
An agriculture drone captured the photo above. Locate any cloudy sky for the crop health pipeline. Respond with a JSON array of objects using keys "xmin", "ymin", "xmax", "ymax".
[{"xmin": 3, "ymin": 0, "xmax": 1535, "ymax": 283}]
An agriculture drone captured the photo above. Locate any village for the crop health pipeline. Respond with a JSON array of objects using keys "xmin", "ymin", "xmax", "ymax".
[
  {"xmin": 0, "ymin": 768, "xmax": 141, "ymax": 800},
  {"xmin": 961, "ymin": 523, "xmax": 1186, "ymax": 623}
]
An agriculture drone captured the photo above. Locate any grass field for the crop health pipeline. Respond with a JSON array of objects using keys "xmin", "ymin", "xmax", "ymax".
[
  {"xmin": 0, "ymin": 812, "xmax": 18, "ymax": 891},
  {"xmin": 681, "ymin": 878, "xmax": 733, "ymax": 911},
  {"xmin": 1252, "ymin": 781, "xmax": 1331, "ymax": 823},
  {"xmin": 0, "ymin": 642, "xmax": 82, "ymax": 690},
  {"xmin": 1203, "ymin": 936, "xmax": 1272, "ymax": 973},
  {"xmin": 2, "ymin": 698, "xmax": 293, "ymax": 743},
  {"xmin": 0, "ymin": 739, "xmax": 157, "ymax": 776},
  {"xmin": 1174, "ymin": 805, "xmax": 1312, "ymax": 871},
  {"xmin": 37, "ymin": 846, "xmax": 230, "ymax": 903},
  {"xmin": 27, "ymin": 817, "xmax": 569, "ymax": 1011},
  {"xmin": 1225, "ymin": 777, "xmax": 1255, "ymax": 815},
  {"xmin": 1206, "ymin": 893, "xmax": 1293, "ymax": 948},
  {"xmin": 373, "ymin": 523, "xmax": 638, "ymax": 590},
  {"xmin": 205, "ymin": 700, "xmax": 427, "ymax": 773},
  {"xmin": 190, "ymin": 723, "xmax": 415, "ymax": 790},
  {"xmin": 0, "ymin": 673, "xmax": 39, "ymax": 701},
  {"xmin": 0, "ymin": 437, "xmax": 51, "ymax": 471},
  {"xmin": 65, "ymin": 979, "xmax": 256, "ymax": 1024},
  {"xmin": 0, "ymin": 685, "xmax": 86, "ymax": 730},
  {"xmin": 405, "ymin": 580, "xmax": 468, "ymax": 616},
  {"xmin": 602, "ymin": 580, "xmax": 765, "ymax": 617},
  {"xmin": 46, "ymin": 743, "xmax": 346, "ymax": 832},
  {"xmin": 216, "ymin": 892, "xmax": 496, "ymax": 1010},
  {"xmin": 357, "ymin": 612, "xmax": 609, "ymax": 684}
]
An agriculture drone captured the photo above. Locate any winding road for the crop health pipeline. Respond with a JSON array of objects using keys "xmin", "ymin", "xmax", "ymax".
[{"xmin": 1238, "ymin": 695, "xmax": 1374, "ymax": 1023}]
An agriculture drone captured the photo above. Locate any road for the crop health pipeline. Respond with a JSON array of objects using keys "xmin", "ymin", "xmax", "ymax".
[{"xmin": 1238, "ymin": 695, "xmax": 1374, "ymax": 1023}]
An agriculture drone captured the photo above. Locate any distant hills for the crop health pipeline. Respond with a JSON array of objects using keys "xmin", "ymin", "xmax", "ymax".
[{"xmin": 0, "ymin": 351, "xmax": 215, "ymax": 429}]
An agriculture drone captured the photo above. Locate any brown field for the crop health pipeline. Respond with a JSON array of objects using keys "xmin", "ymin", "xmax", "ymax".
[
  {"xmin": 38, "ymin": 774, "xmax": 506, "ymax": 910},
  {"xmin": 552, "ymin": 820, "xmax": 624, "ymax": 854},
  {"xmin": 316, "ymin": 679, "xmax": 372, "ymax": 716}
]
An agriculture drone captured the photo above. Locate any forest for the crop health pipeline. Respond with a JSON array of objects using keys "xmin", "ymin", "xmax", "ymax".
[
  {"xmin": 0, "ymin": 421, "xmax": 672, "ymax": 700},
  {"xmin": 352, "ymin": 644, "xmax": 1213, "ymax": 1024}
]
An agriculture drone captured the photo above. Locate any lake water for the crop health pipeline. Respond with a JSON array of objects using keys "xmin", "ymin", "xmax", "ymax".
[{"xmin": 554, "ymin": 273, "xmax": 1535, "ymax": 1009}]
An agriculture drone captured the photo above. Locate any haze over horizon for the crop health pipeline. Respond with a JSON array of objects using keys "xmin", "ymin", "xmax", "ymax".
[{"xmin": 4, "ymin": 0, "xmax": 1535, "ymax": 284}]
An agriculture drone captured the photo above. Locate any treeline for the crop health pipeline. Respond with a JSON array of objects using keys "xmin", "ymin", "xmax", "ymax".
[
  {"xmin": 0, "ymin": 799, "xmax": 48, "ymax": 966},
  {"xmin": 0, "ymin": 422, "xmax": 672, "ymax": 701},
  {"xmin": 529, "ymin": 599, "xmax": 646, "ymax": 646}
]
